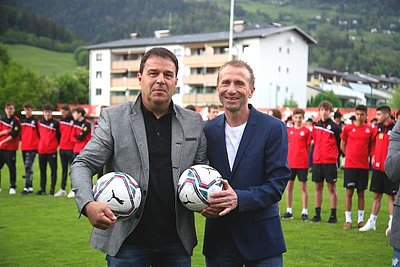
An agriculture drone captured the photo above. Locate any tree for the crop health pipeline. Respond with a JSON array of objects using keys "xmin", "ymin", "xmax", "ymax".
[
  {"xmin": 0, "ymin": 61, "xmax": 58, "ymax": 115},
  {"xmin": 283, "ymin": 97, "xmax": 298, "ymax": 108},
  {"xmin": 55, "ymin": 67, "xmax": 88, "ymax": 104},
  {"xmin": 389, "ymin": 85, "xmax": 400, "ymax": 109},
  {"xmin": 309, "ymin": 91, "xmax": 341, "ymax": 108}
]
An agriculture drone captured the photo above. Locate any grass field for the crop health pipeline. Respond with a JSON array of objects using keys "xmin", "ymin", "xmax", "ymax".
[
  {"xmin": 3, "ymin": 44, "xmax": 77, "ymax": 76},
  {"xmin": 0, "ymin": 152, "xmax": 393, "ymax": 266}
]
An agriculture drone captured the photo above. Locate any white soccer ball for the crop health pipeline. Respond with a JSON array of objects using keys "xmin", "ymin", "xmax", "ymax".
[
  {"xmin": 93, "ymin": 172, "xmax": 141, "ymax": 218},
  {"xmin": 178, "ymin": 165, "xmax": 223, "ymax": 212}
]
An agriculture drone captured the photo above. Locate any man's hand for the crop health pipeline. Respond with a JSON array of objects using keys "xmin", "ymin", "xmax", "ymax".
[
  {"xmin": 84, "ymin": 201, "xmax": 117, "ymax": 230},
  {"xmin": 206, "ymin": 179, "xmax": 238, "ymax": 216}
]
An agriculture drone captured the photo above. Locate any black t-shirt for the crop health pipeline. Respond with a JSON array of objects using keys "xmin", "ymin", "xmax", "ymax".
[{"xmin": 124, "ymin": 103, "xmax": 179, "ymax": 245}]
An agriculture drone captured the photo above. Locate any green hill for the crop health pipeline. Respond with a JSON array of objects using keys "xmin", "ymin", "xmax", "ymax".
[{"xmin": 4, "ymin": 44, "xmax": 77, "ymax": 75}]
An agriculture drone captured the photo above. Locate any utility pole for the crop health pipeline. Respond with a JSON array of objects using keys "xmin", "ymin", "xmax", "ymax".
[{"xmin": 228, "ymin": 0, "xmax": 235, "ymax": 60}]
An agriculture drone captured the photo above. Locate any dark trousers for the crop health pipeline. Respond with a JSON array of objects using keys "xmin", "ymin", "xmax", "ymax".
[
  {"xmin": 39, "ymin": 153, "xmax": 57, "ymax": 192},
  {"xmin": 22, "ymin": 150, "xmax": 37, "ymax": 188},
  {"xmin": 0, "ymin": 150, "xmax": 17, "ymax": 189},
  {"xmin": 59, "ymin": 149, "xmax": 73, "ymax": 190}
]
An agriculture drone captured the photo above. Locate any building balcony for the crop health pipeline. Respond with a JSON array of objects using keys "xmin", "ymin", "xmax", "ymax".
[
  {"xmin": 111, "ymin": 60, "xmax": 141, "ymax": 71},
  {"xmin": 183, "ymin": 54, "xmax": 229, "ymax": 68},
  {"xmin": 183, "ymin": 74, "xmax": 218, "ymax": 86},
  {"xmin": 110, "ymin": 95, "xmax": 139, "ymax": 106},
  {"xmin": 182, "ymin": 93, "xmax": 220, "ymax": 106},
  {"xmin": 111, "ymin": 77, "xmax": 140, "ymax": 88}
]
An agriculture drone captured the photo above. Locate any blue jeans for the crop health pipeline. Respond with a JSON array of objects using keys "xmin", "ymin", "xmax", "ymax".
[
  {"xmin": 393, "ymin": 248, "xmax": 400, "ymax": 267},
  {"xmin": 206, "ymin": 241, "xmax": 283, "ymax": 267},
  {"xmin": 106, "ymin": 242, "xmax": 191, "ymax": 267}
]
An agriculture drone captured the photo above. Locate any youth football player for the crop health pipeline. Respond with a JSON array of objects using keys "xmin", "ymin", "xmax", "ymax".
[
  {"xmin": 0, "ymin": 103, "xmax": 20, "ymax": 194},
  {"xmin": 341, "ymin": 105, "xmax": 374, "ymax": 230},
  {"xmin": 37, "ymin": 104, "xmax": 60, "ymax": 195},
  {"xmin": 360, "ymin": 105, "xmax": 397, "ymax": 235},
  {"xmin": 311, "ymin": 101, "xmax": 341, "ymax": 223},
  {"xmin": 70, "ymin": 107, "xmax": 91, "ymax": 198},
  {"xmin": 20, "ymin": 103, "xmax": 40, "ymax": 195},
  {"xmin": 282, "ymin": 108, "xmax": 311, "ymax": 221}
]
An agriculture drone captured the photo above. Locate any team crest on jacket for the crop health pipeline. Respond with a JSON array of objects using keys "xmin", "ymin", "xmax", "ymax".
[
  {"xmin": 31, "ymin": 120, "xmax": 35, "ymax": 125},
  {"xmin": 300, "ymin": 131, "xmax": 305, "ymax": 136},
  {"xmin": 50, "ymin": 123, "xmax": 54, "ymax": 128},
  {"xmin": 14, "ymin": 126, "xmax": 19, "ymax": 131},
  {"xmin": 352, "ymin": 128, "xmax": 356, "ymax": 132},
  {"xmin": 327, "ymin": 125, "xmax": 331, "ymax": 130},
  {"xmin": 365, "ymin": 128, "xmax": 370, "ymax": 133}
]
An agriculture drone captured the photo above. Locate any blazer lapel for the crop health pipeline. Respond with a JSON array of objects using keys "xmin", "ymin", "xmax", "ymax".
[
  {"xmin": 215, "ymin": 116, "xmax": 232, "ymax": 180},
  {"xmin": 231, "ymin": 106, "xmax": 257, "ymax": 177},
  {"xmin": 129, "ymin": 97, "xmax": 149, "ymax": 189}
]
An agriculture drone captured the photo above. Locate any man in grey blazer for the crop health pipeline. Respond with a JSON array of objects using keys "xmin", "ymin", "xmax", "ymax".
[
  {"xmin": 71, "ymin": 47, "xmax": 207, "ymax": 266},
  {"xmin": 385, "ymin": 121, "xmax": 400, "ymax": 266}
]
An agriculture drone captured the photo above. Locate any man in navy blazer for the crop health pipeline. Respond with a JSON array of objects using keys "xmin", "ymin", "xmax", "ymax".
[{"xmin": 202, "ymin": 60, "xmax": 290, "ymax": 266}]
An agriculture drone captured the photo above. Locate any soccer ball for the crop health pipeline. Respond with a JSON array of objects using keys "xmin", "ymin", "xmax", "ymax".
[
  {"xmin": 93, "ymin": 172, "xmax": 141, "ymax": 217},
  {"xmin": 178, "ymin": 165, "xmax": 223, "ymax": 212}
]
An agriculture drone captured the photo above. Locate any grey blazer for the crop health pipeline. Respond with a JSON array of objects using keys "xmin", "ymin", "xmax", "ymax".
[
  {"xmin": 70, "ymin": 96, "xmax": 207, "ymax": 256},
  {"xmin": 385, "ymin": 121, "xmax": 400, "ymax": 249}
]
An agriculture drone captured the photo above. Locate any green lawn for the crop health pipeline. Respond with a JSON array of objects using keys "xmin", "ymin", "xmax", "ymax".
[
  {"xmin": 0, "ymin": 153, "xmax": 393, "ymax": 266},
  {"xmin": 3, "ymin": 44, "xmax": 77, "ymax": 76}
]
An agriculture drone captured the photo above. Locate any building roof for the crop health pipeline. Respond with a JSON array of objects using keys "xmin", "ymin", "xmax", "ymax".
[{"xmin": 86, "ymin": 25, "xmax": 317, "ymax": 50}]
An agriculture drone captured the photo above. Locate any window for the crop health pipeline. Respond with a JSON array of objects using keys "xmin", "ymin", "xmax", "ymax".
[
  {"xmin": 174, "ymin": 49, "xmax": 182, "ymax": 57},
  {"xmin": 286, "ymin": 68, "xmax": 289, "ymax": 74},
  {"xmin": 96, "ymin": 71, "xmax": 102, "ymax": 78},
  {"xmin": 96, "ymin": 88, "xmax": 102, "ymax": 95},
  {"xmin": 96, "ymin": 53, "xmax": 102, "ymax": 61},
  {"xmin": 286, "ymin": 87, "xmax": 289, "ymax": 93},
  {"xmin": 287, "ymin": 48, "xmax": 290, "ymax": 54},
  {"xmin": 278, "ymin": 66, "xmax": 281, "ymax": 72},
  {"xmin": 279, "ymin": 47, "xmax": 282, "ymax": 53}
]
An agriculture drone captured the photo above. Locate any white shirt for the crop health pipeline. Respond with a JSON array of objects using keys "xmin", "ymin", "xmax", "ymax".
[{"xmin": 225, "ymin": 121, "xmax": 247, "ymax": 171}]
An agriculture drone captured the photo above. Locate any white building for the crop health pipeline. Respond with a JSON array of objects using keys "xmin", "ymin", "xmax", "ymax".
[{"xmin": 87, "ymin": 25, "xmax": 316, "ymax": 108}]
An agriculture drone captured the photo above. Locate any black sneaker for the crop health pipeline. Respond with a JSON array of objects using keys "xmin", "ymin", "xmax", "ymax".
[
  {"xmin": 35, "ymin": 190, "xmax": 46, "ymax": 195},
  {"xmin": 310, "ymin": 215, "xmax": 321, "ymax": 222},
  {"xmin": 301, "ymin": 214, "xmax": 309, "ymax": 221},
  {"xmin": 327, "ymin": 216, "xmax": 337, "ymax": 224},
  {"xmin": 49, "ymin": 189, "xmax": 55, "ymax": 196},
  {"xmin": 282, "ymin": 212, "xmax": 293, "ymax": 220}
]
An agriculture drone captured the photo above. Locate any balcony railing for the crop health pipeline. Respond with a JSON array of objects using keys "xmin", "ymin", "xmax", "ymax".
[
  {"xmin": 182, "ymin": 93, "xmax": 220, "ymax": 106},
  {"xmin": 111, "ymin": 78, "xmax": 140, "ymax": 88},
  {"xmin": 183, "ymin": 54, "xmax": 229, "ymax": 67},
  {"xmin": 183, "ymin": 74, "xmax": 218, "ymax": 86},
  {"xmin": 110, "ymin": 95, "xmax": 139, "ymax": 106},
  {"xmin": 111, "ymin": 60, "xmax": 141, "ymax": 71}
]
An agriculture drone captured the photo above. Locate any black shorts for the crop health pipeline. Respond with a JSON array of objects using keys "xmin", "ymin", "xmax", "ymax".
[
  {"xmin": 312, "ymin": 164, "xmax": 337, "ymax": 183},
  {"xmin": 289, "ymin": 168, "xmax": 308, "ymax": 182},
  {"xmin": 370, "ymin": 170, "xmax": 399, "ymax": 195},
  {"xmin": 343, "ymin": 168, "xmax": 369, "ymax": 191}
]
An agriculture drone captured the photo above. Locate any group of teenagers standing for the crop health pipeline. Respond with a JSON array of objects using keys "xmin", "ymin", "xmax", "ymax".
[
  {"xmin": 282, "ymin": 102, "xmax": 398, "ymax": 236},
  {"xmin": 0, "ymin": 103, "xmax": 91, "ymax": 197}
]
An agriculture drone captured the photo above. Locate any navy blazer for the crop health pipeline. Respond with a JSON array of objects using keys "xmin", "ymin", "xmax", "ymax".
[{"xmin": 203, "ymin": 104, "xmax": 290, "ymax": 261}]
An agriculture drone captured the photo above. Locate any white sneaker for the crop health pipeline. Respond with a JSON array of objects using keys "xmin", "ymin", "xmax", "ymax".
[
  {"xmin": 9, "ymin": 188, "xmax": 16, "ymax": 195},
  {"xmin": 67, "ymin": 190, "xmax": 75, "ymax": 198},
  {"xmin": 54, "ymin": 189, "xmax": 67, "ymax": 197},
  {"xmin": 359, "ymin": 218, "xmax": 376, "ymax": 231},
  {"xmin": 28, "ymin": 187, "xmax": 34, "ymax": 193},
  {"xmin": 386, "ymin": 219, "xmax": 392, "ymax": 236}
]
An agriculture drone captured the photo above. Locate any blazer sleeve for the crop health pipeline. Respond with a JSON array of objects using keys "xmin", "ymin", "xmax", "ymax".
[
  {"xmin": 236, "ymin": 121, "xmax": 290, "ymax": 212},
  {"xmin": 70, "ymin": 108, "xmax": 114, "ymax": 214},
  {"xmin": 385, "ymin": 121, "xmax": 400, "ymax": 183},
  {"xmin": 193, "ymin": 120, "xmax": 208, "ymax": 165}
]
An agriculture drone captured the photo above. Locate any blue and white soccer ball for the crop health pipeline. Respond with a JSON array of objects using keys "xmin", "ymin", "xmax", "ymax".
[
  {"xmin": 93, "ymin": 172, "xmax": 141, "ymax": 218},
  {"xmin": 178, "ymin": 165, "xmax": 223, "ymax": 212}
]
